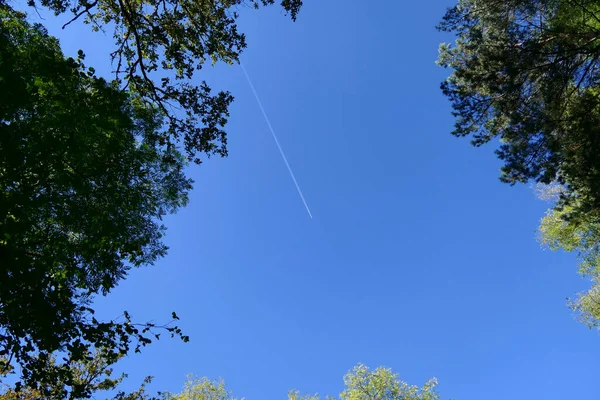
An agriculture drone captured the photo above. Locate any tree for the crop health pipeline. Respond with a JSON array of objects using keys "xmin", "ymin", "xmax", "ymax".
[
  {"xmin": 1, "ymin": 5, "xmax": 189, "ymax": 396},
  {"xmin": 438, "ymin": 0, "xmax": 600, "ymax": 330},
  {"xmin": 1, "ymin": 364, "xmax": 442, "ymax": 400},
  {"xmin": 290, "ymin": 364, "xmax": 439, "ymax": 400},
  {"xmin": 161, "ymin": 377, "xmax": 234, "ymax": 400},
  {"xmin": 162, "ymin": 365, "xmax": 440, "ymax": 400},
  {"xmin": 437, "ymin": 0, "xmax": 600, "ymax": 218},
  {"xmin": 539, "ymin": 202, "xmax": 600, "ymax": 329},
  {"xmin": 0, "ymin": 350, "xmax": 155, "ymax": 399},
  {"xmin": 30, "ymin": 0, "xmax": 302, "ymax": 165},
  {"xmin": 2, "ymin": 0, "xmax": 303, "ymax": 393},
  {"xmin": 336, "ymin": 364, "xmax": 438, "ymax": 400},
  {"xmin": 1, "ymin": 0, "xmax": 303, "ymax": 392},
  {"xmin": 1, "ymin": 369, "xmax": 235, "ymax": 400}
]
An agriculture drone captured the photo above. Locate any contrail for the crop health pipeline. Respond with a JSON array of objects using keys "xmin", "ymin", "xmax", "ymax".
[{"xmin": 240, "ymin": 61, "xmax": 313, "ymax": 219}]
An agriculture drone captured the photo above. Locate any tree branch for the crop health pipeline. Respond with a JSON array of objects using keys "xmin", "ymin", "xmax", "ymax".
[{"xmin": 62, "ymin": 0, "xmax": 99, "ymax": 29}]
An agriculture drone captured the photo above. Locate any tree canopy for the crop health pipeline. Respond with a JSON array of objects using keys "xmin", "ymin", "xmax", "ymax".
[
  {"xmin": 1, "ymin": 0, "xmax": 302, "ymax": 392},
  {"xmin": 438, "ymin": 0, "xmax": 600, "ymax": 218},
  {"xmin": 0, "ymin": 350, "xmax": 153, "ymax": 399},
  {"xmin": 35, "ymin": 0, "xmax": 302, "ymax": 164},
  {"xmin": 289, "ymin": 365, "xmax": 439, "ymax": 400},
  {"xmin": 438, "ymin": 0, "xmax": 600, "ymax": 330},
  {"xmin": 163, "ymin": 364, "xmax": 440, "ymax": 400},
  {"xmin": 162, "ymin": 377, "xmax": 234, "ymax": 400},
  {"xmin": 539, "ymin": 199, "xmax": 600, "ymax": 328},
  {"xmin": 1, "ymin": 363, "xmax": 443, "ymax": 400},
  {"xmin": 0, "ymin": 4, "xmax": 190, "ymax": 394}
]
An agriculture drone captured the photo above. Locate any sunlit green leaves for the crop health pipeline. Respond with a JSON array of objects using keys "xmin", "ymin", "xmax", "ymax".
[
  {"xmin": 291, "ymin": 364, "xmax": 439, "ymax": 400},
  {"xmin": 162, "ymin": 377, "xmax": 235, "ymax": 400},
  {"xmin": 539, "ymin": 203, "xmax": 600, "ymax": 329},
  {"xmin": 162, "ymin": 365, "xmax": 441, "ymax": 400}
]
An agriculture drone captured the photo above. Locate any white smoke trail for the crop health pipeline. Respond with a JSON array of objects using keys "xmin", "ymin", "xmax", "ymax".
[{"xmin": 240, "ymin": 61, "xmax": 313, "ymax": 219}]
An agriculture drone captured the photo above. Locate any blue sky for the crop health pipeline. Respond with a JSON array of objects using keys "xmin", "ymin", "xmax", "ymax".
[{"xmin": 30, "ymin": 0, "xmax": 600, "ymax": 398}]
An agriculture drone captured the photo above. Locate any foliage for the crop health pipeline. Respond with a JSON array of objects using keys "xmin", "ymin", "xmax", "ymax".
[
  {"xmin": 2, "ymin": 372, "xmax": 236, "ymax": 400},
  {"xmin": 0, "ymin": 5, "xmax": 189, "ymax": 396},
  {"xmin": 290, "ymin": 364, "xmax": 440, "ymax": 400},
  {"xmin": 7, "ymin": 364, "xmax": 440, "ymax": 400},
  {"xmin": 161, "ymin": 377, "xmax": 235, "ymax": 400},
  {"xmin": 1, "ymin": 0, "xmax": 303, "ymax": 393},
  {"xmin": 439, "ymin": 0, "xmax": 600, "ymax": 331},
  {"xmin": 0, "ymin": 350, "xmax": 156, "ymax": 399},
  {"xmin": 437, "ymin": 0, "xmax": 600, "ymax": 217},
  {"xmin": 539, "ymin": 204, "xmax": 600, "ymax": 328},
  {"xmin": 30, "ymin": 0, "xmax": 302, "ymax": 164},
  {"xmin": 160, "ymin": 365, "xmax": 440, "ymax": 400}
]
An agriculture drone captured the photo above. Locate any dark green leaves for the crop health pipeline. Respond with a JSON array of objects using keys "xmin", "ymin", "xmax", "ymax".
[
  {"xmin": 35, "ymin": 0, "xmax": 303, "ymax": 165},
  {"xmin": 0, "ymin": 5, "xmax": 190, "ymax": 395},
  {"xmin": 438, "ymin": 0, "xmax": 600, "ymax": 216},
  {"xmin": 0, "ymin": 0, "xmax": 302, "ymax": 394},
  {"xmin": 439, "ymin": 0, "xmax": 600, "ymax": 331}
]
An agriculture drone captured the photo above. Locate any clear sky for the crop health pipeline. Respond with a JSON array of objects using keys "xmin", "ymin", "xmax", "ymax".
[{"xmin": 29, "ymin": 0, "xmax": 600, "ymax": 399}]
